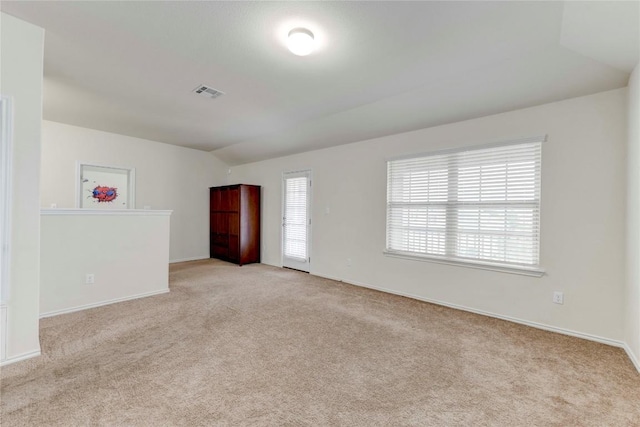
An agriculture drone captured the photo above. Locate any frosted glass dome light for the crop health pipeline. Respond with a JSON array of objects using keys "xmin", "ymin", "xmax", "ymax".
[{"xmin": 287, "ymin": 28, "xmax": 315, "ymax": 56}]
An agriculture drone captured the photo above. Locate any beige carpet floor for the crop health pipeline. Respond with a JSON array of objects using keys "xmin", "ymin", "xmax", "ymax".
[{"xmin": 1, "ymin": 259, "xmax": 639, "ymax": 426}]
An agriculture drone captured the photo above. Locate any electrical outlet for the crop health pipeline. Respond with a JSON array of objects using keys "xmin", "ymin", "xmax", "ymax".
[
  {"xmin": 347, "ymin": 258, "xmax": 352, "ymax": 267},
  {"xmin": 552, "ymin": 291, "xmax": 564, "ymax": 305},
  {"xmin": 85, "ymin": 274, "xmax": 95, "ymax": 285}
]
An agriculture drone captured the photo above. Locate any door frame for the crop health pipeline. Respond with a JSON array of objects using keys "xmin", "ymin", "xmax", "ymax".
[
  {"xmin": 0, "ymin": 94, "xmax": 14, "ymax": 362},
  {"xmin": 281, "ymin": 169, "xmax": 312, "ymax": 272}
]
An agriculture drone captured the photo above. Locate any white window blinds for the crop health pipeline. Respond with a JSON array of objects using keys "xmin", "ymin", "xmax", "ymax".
[
  {"xmin": 284, "ymin": 175, "xmax": 308, "ymax": 260},
  {"xmin": 386, "ymin": 138, "xmax": 542, "ymax": 268}
]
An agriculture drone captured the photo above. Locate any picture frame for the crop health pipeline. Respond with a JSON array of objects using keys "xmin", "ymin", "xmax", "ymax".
[{"xmin": 76, "ymin": 162, "xmax": 136, "ymax": 209}]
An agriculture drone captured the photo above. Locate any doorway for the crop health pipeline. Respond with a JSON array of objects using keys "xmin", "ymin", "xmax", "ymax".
[{"xmin": 282, "ymin": 170, "xmax": 311, "ymax": 272}]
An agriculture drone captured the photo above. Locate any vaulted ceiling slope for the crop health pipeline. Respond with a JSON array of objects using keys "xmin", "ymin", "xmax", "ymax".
[{"xmin": 2, "ymin": 1, "xmax": 638, "ymax": 165}]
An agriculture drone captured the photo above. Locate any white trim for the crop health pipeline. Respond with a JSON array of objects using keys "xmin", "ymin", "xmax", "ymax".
[
  {"xmin": 383, "ymin": 251, "xmax": 545, "ymax": 277},
  {"xmin": 262, "ymin": 260, "xmax": 280, "ymax": 268},
  {"xmin": 0, "ymin": 304, "xmax": 6, "ymax": 362},
  {"xmin": 76, "ymin": 161, "xmax": 136, "ymax": 209},
  {"xmin": 41, "ymin": 209, "xmax": 172, "ymax": 216},
  {"xmin": 170, "ymin": 256, "xmax": 209, "ymax": 264},
  {"xmin": 623, "ymin": 343, "xmax": 640, "ymax": 374},
  {"xmin": 39, "ymin": 289, "xmax": 169, "ymax": 319},
  {"xmin": 311, "ymin": 272, "xmax": 627, "ymax": 349},
  {"xmin": 0, "ymin": 349, "xmax": 41, "ymax": 367},
  {"xmin": 387, "ymin": 134, "xmax": 547, "ymax": 162},
  {"xmin": 0, "ymin": 95, "xmax": 14, "ymax": 306}
]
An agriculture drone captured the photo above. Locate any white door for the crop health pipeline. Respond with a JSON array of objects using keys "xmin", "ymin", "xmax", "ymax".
[{"xmin": 282, "ymin": 171, "xmax": 311, "ymax": 272}]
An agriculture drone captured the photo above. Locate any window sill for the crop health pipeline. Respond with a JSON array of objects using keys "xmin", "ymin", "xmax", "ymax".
[{"xmin": 383, "ymin": 251, "xmax": 545, "ymax": 277}]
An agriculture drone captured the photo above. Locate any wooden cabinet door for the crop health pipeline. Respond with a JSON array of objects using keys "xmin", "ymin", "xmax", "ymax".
[
  {"xmin": 228, "ymin": 211, "xmax": 239, "ymax": 262},
  {"xmin": 210, "ymin": 188, "xmax": 222, "ymax": 211},
  {"xmin": 219, "ymin": 187, "xmax": 229, "ymax": 211},
  {"xmin": 228, "ymin": 186, "xmax": 239, "ymax": 212},
  {"xmin": 210, "ymin": 212, "xmax": 229, "ymax": 258}
]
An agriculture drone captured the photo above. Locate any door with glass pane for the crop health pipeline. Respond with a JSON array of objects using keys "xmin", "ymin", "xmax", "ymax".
[{"xmin": 282, "ymin": 171, "xmax": 311, "ymax": 272}]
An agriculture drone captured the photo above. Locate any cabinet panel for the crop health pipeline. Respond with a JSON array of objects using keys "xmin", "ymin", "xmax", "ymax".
[
  {"xmin": 228, "ymin": 187, "xmax": 239, "ymax": 212},
  {"xmin": 217, "ymin": 213, "xmax": 229, "ymax": 235},
  {"xmin": 211, "ymin": 243, "xmax": 228, "ymax": 258},
  {"xmin": 229, "ymin": 212, "xmax": 239, "ymax": 237},
  {"xmin": 219, "ymin": 188, "xmax": 229, "ymax": 211},
  {"xmin": 240, "ymin": 185, "xmax": 261, "ymax": 265},
  {"xmin": 228, "ymin": 236, "xmax": 239, "ymax": 262},
  {"xmin": 211, "ymin": 189, "xmax": 222, "ymax": 211},
  {"xmin": 210, "ymin": 213, "xmax": 228, "ymax": 235}
]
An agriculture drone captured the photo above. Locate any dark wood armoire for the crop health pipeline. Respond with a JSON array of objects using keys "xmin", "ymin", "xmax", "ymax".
[{"xmin": 209, "ymin": 184, "xmax": 261, "ymax": 266}]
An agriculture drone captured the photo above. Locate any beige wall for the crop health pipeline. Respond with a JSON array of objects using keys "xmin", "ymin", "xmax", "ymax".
[
  {"xmin": 626, "ymin": 63, "xmax": 640, "ymax": 370},
  {"xmin": 41, "ymin": 121, "xmax": 229, "ymax": 262},
  {"xmin": 230, "ymin": 88, "xmax": 627, "ymax": 344},
  {"xmin": 40, "ymin": 210, "xmax": 171, "ymax": 316},
  {"xmin": 0, "ymin": 13, "xmax": 44, "ymax": 361}
]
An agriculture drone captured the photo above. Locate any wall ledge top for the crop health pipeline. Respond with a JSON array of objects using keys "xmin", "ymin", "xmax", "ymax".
[{"xmin": 41, "ymin": 209, "xmax": 172, "ymax": 216}]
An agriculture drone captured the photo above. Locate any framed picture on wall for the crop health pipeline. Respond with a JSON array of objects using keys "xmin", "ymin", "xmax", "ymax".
[{"xmin": 76, "ymin": 162, "xmax": 135, "ymax": 209}]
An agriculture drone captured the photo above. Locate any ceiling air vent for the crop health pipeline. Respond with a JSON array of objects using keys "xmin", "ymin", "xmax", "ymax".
[{"xmin": 192, "ymin": 84, "xmax": 225, "ymax": 99}]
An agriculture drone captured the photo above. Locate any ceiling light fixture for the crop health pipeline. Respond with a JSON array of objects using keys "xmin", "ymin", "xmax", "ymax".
[{"xmin": 287, "ymin": 27, "xmax": 315, "ymax": 56}]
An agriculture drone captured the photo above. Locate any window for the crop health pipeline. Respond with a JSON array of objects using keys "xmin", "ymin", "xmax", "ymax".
[{"xmin": 386, "ymin": 137, "xmax": 543, "ymax": 275}]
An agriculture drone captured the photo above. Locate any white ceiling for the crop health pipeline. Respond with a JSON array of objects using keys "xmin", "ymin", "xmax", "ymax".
[{"xmin": 2, "ymin": 1, "xmax": 638, "ymax": 165}]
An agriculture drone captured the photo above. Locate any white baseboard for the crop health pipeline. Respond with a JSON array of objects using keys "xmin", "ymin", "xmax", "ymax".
[
  {"xmin": 263, "ymin": 260, "xmax": 280, "ymax": 268},
  {"xmin": 0, "ymin": 349, "xmax": 41, "ymax": 367},
  {"xmin": 312, "ymin": 272, "xmax": 633, "ymax": 361},
  {"xmin": 169, "ymin": 256, "xmax": 209, "ymax": 264},
  {"xmin": 623, "ymin": 343, "xmax": 640, "ymax": 373},
  {"xmin": 0, "ymin": 304, "xmax": 6, "ymax": 362},
  {"xmin": 40, "ymin": 289, "xmax": 170, "ymax": 319}
]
